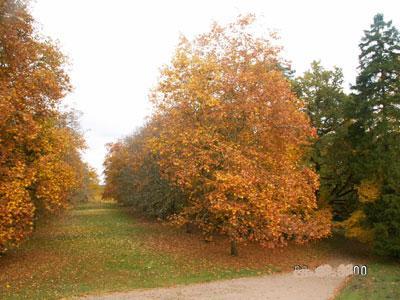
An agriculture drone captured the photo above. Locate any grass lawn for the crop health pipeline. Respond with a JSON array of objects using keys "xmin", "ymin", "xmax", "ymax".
[
  {"xmin": 0, "ymin": 201, "xmax": 275, "ymax": 299},
  {"xmin": 335, "ymin": 260, "xmax": 400, "ymax": 300},
  {"xmin": 0, "ymin": 201, "xmax": 380, "ymax": 299}
]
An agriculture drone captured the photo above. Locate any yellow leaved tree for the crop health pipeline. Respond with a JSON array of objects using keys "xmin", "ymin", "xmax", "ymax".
[
  {"xmin": 147, "ymin": 16, "xmax": 332, "ymax": 255},
  {"xmin": 0, "ymin": 0, "xmax": 86, "ymax": 252}
]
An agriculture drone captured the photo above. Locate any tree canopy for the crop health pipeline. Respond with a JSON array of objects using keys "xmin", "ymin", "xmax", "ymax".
[
  {"xmin": 0, "ymin": 0, "xmax": 87, "ymax": 252},
  {"xmin": 104, "ymin": 16, "xmax": 332, "ymax": 255}
]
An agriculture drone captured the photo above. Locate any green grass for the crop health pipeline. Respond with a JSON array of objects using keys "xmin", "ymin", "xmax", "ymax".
[
  {"xmin": 336, "ymin": 261, "xmax": 400, "ymax": 300},
  {"xmin": 0, "ymin": 202, "xmax": 273, "ymax": 299}
]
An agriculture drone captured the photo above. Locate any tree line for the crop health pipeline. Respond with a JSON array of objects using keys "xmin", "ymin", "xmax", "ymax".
[
  {"xmin": 104, "ymin": 14, "xmax": 400, "ymax": 257},
  {"xmin": 103, "ymin": 16, "xmax": 332, "ymax": 255},
  {"xmin": 0, "ymin": 0, "xmax": 97, "ymax": 253},
  {"xmin": 294, "ymin": 14, "xmax": 400, "ymax": 257}
]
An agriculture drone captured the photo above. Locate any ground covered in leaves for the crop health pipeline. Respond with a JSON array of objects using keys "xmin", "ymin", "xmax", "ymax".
[{"xmin": 0, "ymin": 201, "xmax": 372, "ymax": 299}]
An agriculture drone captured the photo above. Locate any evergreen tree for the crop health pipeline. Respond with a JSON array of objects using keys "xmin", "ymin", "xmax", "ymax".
[{"xmin": 348, "ymin": 14, "xmax": 400, "ymax": 257}]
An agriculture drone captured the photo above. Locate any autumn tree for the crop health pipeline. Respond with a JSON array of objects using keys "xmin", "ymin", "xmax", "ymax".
[
  {"xmin": 71, "ymin": 163, "xmax": 101, "ymax": 203},
  {"xmin": 0, "ymin": 0, "xmax": 86, "ymax": 252},
  {"xmin": 103, "ymin": 123, "xmax": 186, "ymax": 218},
  {"xmin": 148, "ymin": 16, "xmax": 331, "ymax": 255}
]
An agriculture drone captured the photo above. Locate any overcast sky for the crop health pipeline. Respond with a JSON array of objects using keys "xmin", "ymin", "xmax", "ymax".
[{"xmin": 31, "ymin": 0, "xmax": 400, "ymax": 180}]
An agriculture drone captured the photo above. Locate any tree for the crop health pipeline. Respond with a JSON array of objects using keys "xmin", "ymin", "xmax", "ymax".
[
  {"xmin": 294, "ymin": 61, "xmax": 347, "ymax": 137},
  {"xmin": 149, "ymin": 16, "xmax": 331, "ymax": 255},
  {"xmin": 0, "ymin": 0, "xmax": 85, "ymax": 252},
  {"xmin": 294, "ymin": 62, "xmax": 357, "ymax": 220},
  {"xmin": 71, "ymin": 164, "xmax": 101, "ymax": 203},
  {"xmin": 345, "ymin": 14, "xmax": 400, "ymax": 257},
  {"xmin": 103, "ymin": 123, "xmax": 186, "ymax": 218}
]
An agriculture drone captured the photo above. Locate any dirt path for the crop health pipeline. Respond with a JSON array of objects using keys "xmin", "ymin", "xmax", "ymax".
[{"xmin": 80, "ymin": 264, "xmax": 352, "ymax": 300}]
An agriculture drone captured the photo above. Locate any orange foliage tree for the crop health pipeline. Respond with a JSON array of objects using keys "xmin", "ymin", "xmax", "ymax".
[
  {"xmin": 148, "ymin": 16, "xmax": 331, "ymax": 254},
  {"xmin": 104, "ymin": 16, "xmax": 331, "ymax": 255},
  {"xmin": 0, "ymin": 0, "xmax": 85, "ymax": 252}
]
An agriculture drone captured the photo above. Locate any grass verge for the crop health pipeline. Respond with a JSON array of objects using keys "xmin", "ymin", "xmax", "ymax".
[
  {"xmin": 0, "ymin": 202, "xmax": 273, "ymax": 299},
  {"xmin": 335, "ymin": 260, "xmax": 400, "ymax": 300}
]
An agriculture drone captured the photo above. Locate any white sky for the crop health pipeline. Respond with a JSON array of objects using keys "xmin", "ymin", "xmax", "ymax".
[{"xmin": 31, "ymin": 0, "xmax": 400, "ymax": 180}]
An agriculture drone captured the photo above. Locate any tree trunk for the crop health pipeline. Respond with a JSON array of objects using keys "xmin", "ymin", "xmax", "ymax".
[
  {"xmin": 230, "ymin": 240, "xmax": 238, "ymax": 256},
  {"xmin": 185, "ymin": 222, "xmax": 193, "ymax": 233}
]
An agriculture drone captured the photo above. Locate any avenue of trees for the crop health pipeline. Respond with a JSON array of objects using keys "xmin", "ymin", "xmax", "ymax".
[
  {"xmin": 0, "ymin": 0, "xmax": 96, "ymax": 253},
  {"xmin": 1, "ymin": 0, "xmax": 398, "ymax": 259},
  {"xmin": 104, "ymin": 14, "xmax": 400, "ymax": 257}
]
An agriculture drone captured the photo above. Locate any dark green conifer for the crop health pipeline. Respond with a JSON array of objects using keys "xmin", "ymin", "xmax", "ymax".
[{"xmin": 350, "ymin": 14, "xmax": 400, "ymax": 257}]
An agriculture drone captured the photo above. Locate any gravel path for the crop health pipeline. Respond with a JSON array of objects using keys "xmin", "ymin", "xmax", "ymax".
[{"xmin": 80, "ymin": 263, "xmax": 353, "ymax": 300}]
